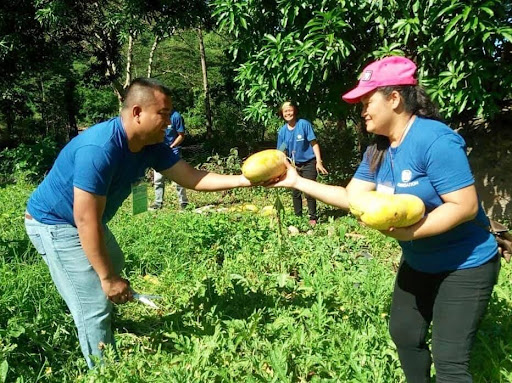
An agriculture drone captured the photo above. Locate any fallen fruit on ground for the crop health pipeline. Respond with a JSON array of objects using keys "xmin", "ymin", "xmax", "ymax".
[
  {"xmin": 242, "ymin": 204, "xmax": 259, "ymax": 212},
  {"xmin": 349, "ymin": 191, "xmax": 425, "ymax": 230},
  {"xmin": 260, "ymin": 205, "xmax": 277, "ymax": 216},
  {"xmin": 242, "ymin": 149, "xmax": 287, "ymax": 183}
]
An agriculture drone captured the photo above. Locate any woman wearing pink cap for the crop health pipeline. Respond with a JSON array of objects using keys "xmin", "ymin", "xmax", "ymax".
[{"xmin": 273, "ymin": 56, "xmax": 500, "ymax": 382}]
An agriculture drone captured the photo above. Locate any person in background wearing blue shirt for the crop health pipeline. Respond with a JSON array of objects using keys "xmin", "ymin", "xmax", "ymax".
[
  {"xmin": 150, "ymin": 109, "xmax": 189, "ymax": 210},
  {"xmin": 277, "ymin": 101, "xmax": 328, "ymax": 226},
  {"xmin": 272, "ymin": 56, "xmax": 500, "ymax": 382},
  {"xmin": 24, "ymin": 78, "xmax": 254, "ymax": 369}
]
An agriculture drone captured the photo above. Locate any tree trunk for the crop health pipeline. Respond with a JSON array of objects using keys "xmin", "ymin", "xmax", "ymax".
[
  {"xmin": 106, "ymin": 55, "xmax": 125, "ymax": 105},
  {"xmin": 65, "ymin": 78, "xmax": 78, "ymax": 140},
  {"xmin": 4, "ymin": 109, "xmax": 14, "ymax": 141},
  {"xmin": 40, "ymin": 78, "xmax": 50, "ymax": 136},
  {"xmin": 198, "ymin": 26, "xmax": 213, "ymax": 139},
  {"xmin": 90, "ymin": 3, "xmax": 125, "ymax": 104},
  {"xmin": 124, "ymin": 32, "xmax": 134, "ymax": 89},
  {"xmin": 147, "ymin": 35, "xmax": 160, "ymax": 78}
]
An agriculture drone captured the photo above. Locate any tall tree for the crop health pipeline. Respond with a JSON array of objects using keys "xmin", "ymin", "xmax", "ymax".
[
  {"xmin": 147, "ymin": 35, "xmax": 161, "ymax": 78},
  {"xmin": 34, "ymin": 0, "xmax": 209, "ymax": 100},
  {"xmin": 0, "ymin": 0, "xmax": 80, "ymax": 144},
  {"xmin": 198, "ymin": 26, "xmax": 213, "ymax": 138},
  {"xmin": 212, "ymin": 0, "xmax": 512, "ymax": 127}
]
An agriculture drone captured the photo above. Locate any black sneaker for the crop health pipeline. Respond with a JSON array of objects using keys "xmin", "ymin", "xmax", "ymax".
[
  {"xmin": 149, "ymin": 203, "xmax": 162, "ymax": 211},
  {"xmin": 180, "ymin": 203, "xmax": 189, "ymax": 210}
]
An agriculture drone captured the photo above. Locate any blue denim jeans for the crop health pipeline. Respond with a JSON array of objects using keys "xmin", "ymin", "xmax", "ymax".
[
  {"xmin": 153, "ymin": 147, "xmax": 188, "ymax": 207},
  {"xmin": 25, "ymin": 215, "xmax": 125, "ymax": 368},
  {"xmin": 153, "ymin": 169, "xmax": 188, "ymax": 206}
]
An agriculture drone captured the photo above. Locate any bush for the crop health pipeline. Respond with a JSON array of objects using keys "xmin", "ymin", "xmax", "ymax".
[
  {"xmin": 76, "ymin": 86, "xmax": 119, "ymax": 126},
  {"xmin": 0, "ymin": 137, "xmax": 59, "ymax": 184}
]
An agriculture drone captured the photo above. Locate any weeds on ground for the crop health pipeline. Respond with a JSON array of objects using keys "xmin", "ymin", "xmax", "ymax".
[{"xmin": 1, "ymin": 168, "xmax": 511, "ymax": 382}]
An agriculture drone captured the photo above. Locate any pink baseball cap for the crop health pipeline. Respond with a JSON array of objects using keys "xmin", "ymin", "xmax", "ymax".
[{"xmin": 342, "ymin": 56, "xmax": 418, "ymax": 104}]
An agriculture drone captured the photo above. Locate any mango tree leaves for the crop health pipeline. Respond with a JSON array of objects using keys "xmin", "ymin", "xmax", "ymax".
[{"xmin": 213, "ymin": 0, "xmax": 512, "ymax": 127}]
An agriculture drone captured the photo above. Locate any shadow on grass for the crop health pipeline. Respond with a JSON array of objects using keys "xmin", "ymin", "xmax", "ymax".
[
  {"xmin": 114, "ymin": 271, "xmax": 512, "ymax": 382},
  {"xmin": 115, "ymin": 276, "xmax": 340, "ymax": 381},
  {"xmin": 115, "ymin": 276, "xmax": 336, "ymax": 346},
  {"xmin": 0, "ymin": 239, "xmax": 39, "ymax": 264},
  {"xmin": 320, "ymin": 206, "xmax": 349, "ymax": 221}
]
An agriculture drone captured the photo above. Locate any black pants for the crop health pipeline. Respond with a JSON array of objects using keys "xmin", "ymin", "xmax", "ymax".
[
  {"xmin": 389, "ymin": 255, "xmax": 500, "ymax": 383},
  {"xmin": 292, "ymin": 159, "xmax": 318, "ymax": 220}
]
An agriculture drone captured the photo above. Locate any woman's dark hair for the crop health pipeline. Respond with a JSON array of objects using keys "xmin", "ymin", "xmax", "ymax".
[
  {"xmin": 366, "ymin": 85, "xmax": 442, "ymax": 173},
  {"xmin": 278, "ymin": 100, "xmax": 299, "ymax": 118}
]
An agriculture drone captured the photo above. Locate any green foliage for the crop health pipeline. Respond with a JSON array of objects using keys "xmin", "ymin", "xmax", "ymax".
[
  {"xmin": 0, "ymin": 179, "xmax": 87, "ymax": 380},
  {"xmin": 0, "ymin": 137, "xmax": 59, "ymax": 184},
  {"xmin": 76, "ymin": 85, "xmax": 118, "ymax": 126},
  {"xmin": 200, "ymin": 147, "xmax": 242, "ymax": 175},
  {"xmin": 2, "ymin": 166, "xmax": 512, "ymax": 382},
  {"xmin": 130, "ymin": 29, "xmax": 255, "ymax": 148},
  {"xmin": 0, "ymin": 1, "xmax": 212, "ymax": 147},
  {"xmin": 213, "ymin": 0, "xmax": 512, "ymax": 126},
  {"xmin": 314, "ymin": 119, "xmax": 361, "ymax": 185}
]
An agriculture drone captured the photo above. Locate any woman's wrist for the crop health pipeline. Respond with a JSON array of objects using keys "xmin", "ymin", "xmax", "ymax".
[{"xmin": 294, "ymin": 175, "xmax": 307, "ymax": 190}]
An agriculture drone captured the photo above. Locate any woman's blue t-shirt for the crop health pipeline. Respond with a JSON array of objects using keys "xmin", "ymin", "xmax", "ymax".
[
  {"xmin": 353, "ymin": 117, "xmax": 497, "ymax": 273},
  {"xmin": 276, "ymin": 119, "xmax": 316, "ymax": 163},
  {"xmin": 27, "ymin": 117, "xmax": 180, "ymax": 225}
]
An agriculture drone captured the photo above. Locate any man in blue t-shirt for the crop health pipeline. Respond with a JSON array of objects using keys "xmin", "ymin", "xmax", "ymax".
[
  {"xmin": 151, "ymin": 110, "xmax": 189, "ymax": 210},
  {"xmin": 24, "ymin": 78, "xmax": 253, "ymax": 368}
]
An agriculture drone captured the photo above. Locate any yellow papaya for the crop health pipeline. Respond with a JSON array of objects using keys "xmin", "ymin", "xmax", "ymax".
[
  {"xmin": 349, "ymin": 191, "xmax": 425, "ymax": 230},
  {"xmin": 260, "ymin": 205, "xmax": 277, "ymax": 216},
  {"xmin": 241, "ymin": 149, "xmax": 287, "ymax": 183},
  {"xmin": 393, "ymin": 194, "xmax": 426, "ymax": 228},
  {"xmin": 242, "ymin": 204, "xmax": 259, "ymax": 212}
]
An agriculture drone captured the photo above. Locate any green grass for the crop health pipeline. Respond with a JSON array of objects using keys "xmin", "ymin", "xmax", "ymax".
[{"xmin": 1, "ymin": 180, "xmax": 511, "ymax": 382}]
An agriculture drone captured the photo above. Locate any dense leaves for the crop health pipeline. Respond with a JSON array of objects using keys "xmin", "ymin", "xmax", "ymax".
[
  {"xmin": 0, "ymin": 0, "xmax": 211, "ymax": 149},
  {"xmin": 213, "ymin": 0, "xmax": 512, "ymax": 126},
  {"xmin": 1, "ymin": 177, "xmax": 512, "ymax": 381}
]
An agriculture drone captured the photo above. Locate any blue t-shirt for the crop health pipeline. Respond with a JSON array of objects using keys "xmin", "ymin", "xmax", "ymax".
[
  {"xmin": 27, "ymin": 117, "xmax": 180, "ymax": 226},
  {"xmin": 164, "ymin": 110, "xmax": 185, "ymax": 155},
  {"xmin": 353, "ymin": 117, "xmax": 497, "ymax": 273},
  {"xmin": 276, "ymin": 119, "xmax": 316, "ymax": 163}
]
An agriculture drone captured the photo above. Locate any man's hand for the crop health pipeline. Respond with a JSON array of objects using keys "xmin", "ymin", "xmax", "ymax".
[
  {"xmin": 238, "ymin": 174, "xmax": 252, "ymax": 187},
  {"xmin": 101, "ymin": 275, "xmax": 133, "ymax": 304}
]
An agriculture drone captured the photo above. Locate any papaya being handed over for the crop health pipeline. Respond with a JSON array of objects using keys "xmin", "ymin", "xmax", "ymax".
[
  {"xmin": 349, "ymin": 191, "xmax": 425, "ymax": 230},
  {"xmin": 242, "ymin": 149, "xmax": 287, "ymax": 183}
]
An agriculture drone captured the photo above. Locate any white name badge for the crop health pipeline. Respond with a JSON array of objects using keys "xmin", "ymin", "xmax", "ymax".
[{"xmin": 376, "ymin": 183, "xmax": 395, "ymax": 194}]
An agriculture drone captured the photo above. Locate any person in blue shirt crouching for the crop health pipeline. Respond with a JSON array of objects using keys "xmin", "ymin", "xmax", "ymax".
[
  {"xmin": 276, "ymin": 101, "xmax": 328, "ymax": 226},
  {"xmin": 24, "ymin": 78, "xmax": 254, "ymax": 369}
]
